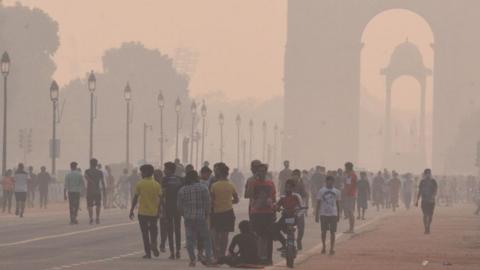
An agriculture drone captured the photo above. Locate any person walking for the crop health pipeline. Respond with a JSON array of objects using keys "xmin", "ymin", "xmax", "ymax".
[
  {"xmin": 315, "ymin": 175, "xmax": 341, "ymax": 255},
  {"xmin": 415, "ymin": 168, "xmax": 438, "ymax": 234},
  {"xmin": 278, "ymin": 160, "xmax": 292, "ymax": 195},
  {"xmin": 129, "ymin": 164, "xmax": 162, "ymax": 259},
  {"xmin": 210, "ymin": 163, "xmax": 239, "ymax": 259},
  {"xmin": 1, "ymin": 169, "xmax": 14, "ymax": 213},
  {"xmin": 105, "ymin": 166, "xmax": 115, "ymax": 209},
  {"xmin": 64, "ymin": 162, "xmax": 84, "ymax": 224},
  {"xmin": 27, "ymin": 166, "xmax": 37, "ymax": 208},
  {"xmin": 343, "ymin": 162, "xmax": 357, "ymax": 233},
  {"xmin": 162, "ymin": 162, "xmax": 184, "ymax": 259},
  {"xmin": 14, "ymin": 163, "xmax": 28, "ymax": 217},
  {"xmin": 402, "ymin": 173, "xmax": 414, "ymax": 209},
  {"xmin": 247, "ymin": 163, "xmax": 276, "ymax": 265},
  {"xmin": 177, "ymin": 170, "xmax": 214, "ymax": 266},
  {"xmin": 85, "ymin": 158, "xmax": 106, "ymax": 225},
  {"xmin": 389, "ymin": 171, "xmax": 402, "ymax": 212},
  {"xmin": 37, "ymin": 166, "xmax": 52, "ymax": 209},
  {"xmin": 356, "ymin": 171, "xmax": 370, "ymax": 220},
  {"xmin": 372, "ymin": 171, "xmax": 385, "ymax": 211},
  {"xmin": 128, "ymin": 168, "xmax": 141, "ymax": 204}
]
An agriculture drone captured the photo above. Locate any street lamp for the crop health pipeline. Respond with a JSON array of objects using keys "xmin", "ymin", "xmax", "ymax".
[
  {"xmin": 124, "ymin": 82, "xmax": 132, "ymax": 167},
  {"xmin": 1, "ymin": 52, "xmax": 10, "ymax": 176},
  {"xmin": 262, "ymin": 120, "xmax": 267, "ymax": 161},
  {"xmin": 200, "ymin": 101, "xmax": 207, "ymax": 165},
  {"xmin": 219, "ymin": 112, "xmax": 224, "ymax": 162},
  {"xmin": 273, "ymin": 123, "xmax": 278, "ymax": 172},
  {"xmin": 50, "ymin": 80, "xmax": 59, "ymax": 175},
  {"xmin": 249, "ymin": 119, "xmax": 253, "ymax": 162},
  {"xmin": 157, "ymin": 91, "xmax": 165, "ymax": 166},
  {"xmin": 236, "ymin": 114, "xmax": 241, "ymax": 169},
  {"xmin": 175, "ymin": 97, "xmax": 181, "ymax": 159},
  {"xmin": 190, "ymin": 101, "xmax": 197, "ymax": 164},
  {"xmin": 88, "ymin": 70, "xmax": 96, "ymax": 160}
]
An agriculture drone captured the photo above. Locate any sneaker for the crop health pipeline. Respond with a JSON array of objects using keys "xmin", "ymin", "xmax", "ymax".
[
  {"xmin": 329, "ymin": 250, "xmax": 335, "ymax": 255},
  {"xmin": 142, "ymin": 254, "xmax": 151, "ymax": 259},
  {"xmin": 89, "ymin": 219, "xmax": 94, "ymax": 225},
  {"xmin": 176, "ymin": 251, "xmax": 181, "ymax": 259},
  {"xmin": 321, "ymin": 248, "xmax": 326, "ymax": 254},
  {"xmin": 189, "ymin": 260, "xmax": 196, "ymax": 267},
  {"xmin": 297, "ymin": 241, "xmax": 303, "ymax": 251},
  {"xmin": 152, "ymin": 247, "xmax": 160, "ymax": 257}
]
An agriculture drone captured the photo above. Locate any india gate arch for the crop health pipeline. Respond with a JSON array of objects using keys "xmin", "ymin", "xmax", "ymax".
[{"xmin": 284, "ymin": 0, "xmax": 480, "ymax": 171}]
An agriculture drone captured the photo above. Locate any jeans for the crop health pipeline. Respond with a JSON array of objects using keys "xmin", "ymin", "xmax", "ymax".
[
  {"xmin": 166, "ymin": 213, "xmax": 182, "ymax": 254},
  {"xmin": 184, "ymin": 218, "xmax": 212, "ymax": 261},
  {"xmin": 159, "ymin": 216, "xmax": 168, "ymax": 249},
  {"xmin": 2, "ymin": 190, "xmax": 13, "ymax": 213},
  {"xmin": 138, "ymin": 215, "xmax": 158, "ymax": 257},
  {"xmin": 68, "ymin": 192, "xmax": 80, "ymax": 222},
  {"xmin": 39, "ymin": 188, "xmax": 48, "ymax": 208}
]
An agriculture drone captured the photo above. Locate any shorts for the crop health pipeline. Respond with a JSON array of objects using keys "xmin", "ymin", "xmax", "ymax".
[
  {"xmin": 86, "ymin": 194, "xmax": 102, "ymax": 207},
  {"xmin": 320, "ymin": 216, "xmax": 338, "ymax": 233},
  {"xmin": 421, "ymin": 201, "xmax": 435, "ymax": 216},
  {"xmin": 343, "ymin": 196, "xmax": 356, "ymax": 214},
  {"xmin": 15, "ymin": 192, "xmax": 27, "ymax": 202},
  {"xmin": 250, "ymin": 213, "xmax": 275, "ymax": 238},
  {"xmin": 211, "ymin": 209, "xmax": 235, "ymax": 232}
]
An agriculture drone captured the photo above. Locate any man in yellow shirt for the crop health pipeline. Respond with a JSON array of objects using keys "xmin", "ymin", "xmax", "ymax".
[{"xmin": 129, "ymin": 164, "xmax": 162, "ymax": 259}]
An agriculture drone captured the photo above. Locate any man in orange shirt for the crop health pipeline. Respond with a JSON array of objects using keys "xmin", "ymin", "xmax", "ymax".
[{"xmin": 343, "ymin": 162, "xmax": 357, "ymax": 233}]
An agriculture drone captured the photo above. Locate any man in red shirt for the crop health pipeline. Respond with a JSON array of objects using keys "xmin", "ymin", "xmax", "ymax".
[{"xmin": 343, "ymin": 162, "xmax": 357, "ymax": 233}]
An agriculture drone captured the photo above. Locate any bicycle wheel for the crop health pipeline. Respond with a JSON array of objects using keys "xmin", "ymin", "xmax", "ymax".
[{"xmin": 286, "ymin": 244, "xmax": 295, "ymax": 268}]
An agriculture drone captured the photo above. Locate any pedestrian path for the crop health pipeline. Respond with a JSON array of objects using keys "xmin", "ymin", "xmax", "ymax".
[{"xmin": 293, "ymin": 205, "xmax": 480, "ymax": 270}]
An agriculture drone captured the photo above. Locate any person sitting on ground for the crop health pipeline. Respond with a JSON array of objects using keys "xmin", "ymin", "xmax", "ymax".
[
  {"xmin": 274, "ymin": 179, "xmax": 303, "ymax": 252},
  {"xmin": 216, "ymin": 220, "xmax": 261, "ymax": 268}
]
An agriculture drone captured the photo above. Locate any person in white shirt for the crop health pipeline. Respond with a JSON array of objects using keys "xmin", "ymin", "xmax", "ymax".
[
  {"xmin": 315, "ymin": 175, "xmax": 341, "ymax": 255},
  {"xmin": 14, "ymin": 163, "xmax": 29, "ymax": 218}
]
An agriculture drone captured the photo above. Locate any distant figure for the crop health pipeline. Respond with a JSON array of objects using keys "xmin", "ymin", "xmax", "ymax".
[
  {"xmin": 117, "ymin": 168, "xmax": 130, "ymax": 209},
  {"xmin": 356, "ymin": 172, "xmax": 370, "ymax": 220},
  {"xmin": 199, "ymin": 166, "xmax": 213, "ymax": 188},
  {"xmin": 174, "ymin": 158, "xmax": 185, "ymax": 177},
  {"xmin": 127, "ymin": 168, "xmax": 141, "ymax": 204},
  {"xmin": 402, "ymin": 173, "xmax": 414, "ymax": 209},
  {"xmin": 278, "ymin": 160, "xmax": 292, "ymax": 195},
  {"xmin": 210, "ymin": 163, "xmax": 239, "ymax": 259},
  {"xmin": 2, "ymin": 169, "xmax": 14, "ymax": 213},
  {"xmin": 315, "ymin": 175, "xmax": 341, "ymax": 255},
  {"xmin": 64, "ymin": 162, "xmax": 84, "ymax": 224},
  {"xmin": 334, "ymin": 169, "xmax": 345, "ymax": 218},
  {"xmin": 105, "ymin": 166, "xmax": 115, "ymax": 209},
  {"xmin": 37, "ymin": 166, "xmax": 52, "ymax": 209},
  {"xmin": 290, "ymin": 169, "xmax": 307, "ymax": 250},
  {"xmin": 14, "ymin": 163, "xmax": 28, "ymax": 217},
  {"xmin": 162, "ymin": 162, "xmax": 184, "ymax": 259},
  {"xmin": 27, "ymin": 166, "xmax": 37, "ymax": 208},
  {"xmin": 129, "ymin": 164, "xmax": 162, "ymax": 259},
  {"xmin": 415, "ymin": 169, "xmax": 438, "ymax": 234},
  {"xmin": 301, "ymin": 170, "xmax": 311, "ymax": 211},
  {"xmin": 342, "ymin": 162, "xmax": 357, "ymax": 233},
  {"xmin": 310, "ymin": 166, "xmax": 326, "ymax": 209},
  {"xmin": 185, "ymin": 164, "xmax": 194, "ymax": 174},
  {"xmin": 85, "ymin": 158, "xmax": 106, "ymax": 225},
  {"xmin": 177, "ymin": 170, "xmax": 214, "ymax": 267},
  {"xmin": 230, "ymin": 168, "xmax": 245, "ymax": 197},
  {"xmin": 216, "ymin": 220, "xmax": 260, "ymax": 267},
  {"xmin": 389, "ymin": 171, "xmax": 402, "ymax": 212},
  {"xmin": 244, "ymin": 160, "xmax": 261, "ymax": 200},
  {"xmin": 474, "ymin": 184, "xmax": 480, "ymax": 215}
]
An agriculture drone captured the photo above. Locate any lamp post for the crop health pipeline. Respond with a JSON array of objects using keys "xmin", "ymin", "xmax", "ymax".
[
  {"xmin": 273, "ymin": 123, "xmax": 278, "ymax": 172},
  {"xmin": 124, "ymin": 83, "xmax": 132, "ymax": 167},
  {"xmin": 219, "ymin": 112, "xmax": 224, "ymax": 162},
  {"xmin": 262, "ymin": 120, "xmax": 267, "ymax": 161},
  {"xmin": 157, "ymin": 91, "xmax": 165, "ymax": 166},
  {"xmin": 88, "ymin": 71, "xmax": 96, "ymax": 160},
  {"xmin": 249, "ymin": 119, "xmax": 253, "ymax": 162},
  {"xmin": 175, "ymin": 97, "xmax": 181, "ymax": 159},
  {"xmin": 235, "ymin": 114, "xmax": 241, "ymax": 169},
  {"xmin": 1, "ymin": 52, "xmax": 10, "ymax": 176},
  {"xmin": 200, "ymin": 101, "xmax": 207, "ymax": 165},
  {"xmin": 190, "ymin": 101, "xmax": 197, "ymax": 164},
  {"xmin": 195, "ymin": 131, "xmax": 200, "ymax": 169},
  {"xmin": 143, "ymin": 123, "xmax": 152, "ymax": 162},
  {"xmin": 50, "ymin": 80, "xmax": 59, "ymax": 175}
]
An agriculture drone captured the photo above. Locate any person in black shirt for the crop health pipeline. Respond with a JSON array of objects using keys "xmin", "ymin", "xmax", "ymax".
[
  {"xmin": 85, "ymin": 158, "xmax": 106, "ymax": 225},
  {"xmin": 216, "ymin": 220, "xmax": 260, "ymax": 267},
  {"xmin": 162, "ymin": 162, "xmax": 184, "ymax": 259}
]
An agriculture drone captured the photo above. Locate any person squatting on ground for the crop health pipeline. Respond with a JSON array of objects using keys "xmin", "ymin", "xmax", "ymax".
[
  {"xmin": 64, "ymin": 162, "xmax": 85, "ymax": 224},
  {"xmin": 216, "ymin": 220, "xmax": 261, "ymax": 267},
  {"xmin": 129, "ymin": 164, "xmax": 162, "ymax": 259},
  {"xmin": 316, "ymin": 175, "xmax": 341, "ymax": 255}
]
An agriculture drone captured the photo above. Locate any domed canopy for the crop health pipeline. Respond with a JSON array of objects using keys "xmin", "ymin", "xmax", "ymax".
[{"xmin": 381, "ymin": 40, "xmax": 432, "ymax": 80}]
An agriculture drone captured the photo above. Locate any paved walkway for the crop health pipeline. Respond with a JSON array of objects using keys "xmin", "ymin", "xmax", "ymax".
[{"xmin": 294, "ymin": 205, "xmax": 480, "ymax": 270}]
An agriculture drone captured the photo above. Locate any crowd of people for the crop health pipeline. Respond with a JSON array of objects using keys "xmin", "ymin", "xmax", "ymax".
[{"xmin": 2, "ymin": 157, "xmax": 480, "ymax": 268}]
